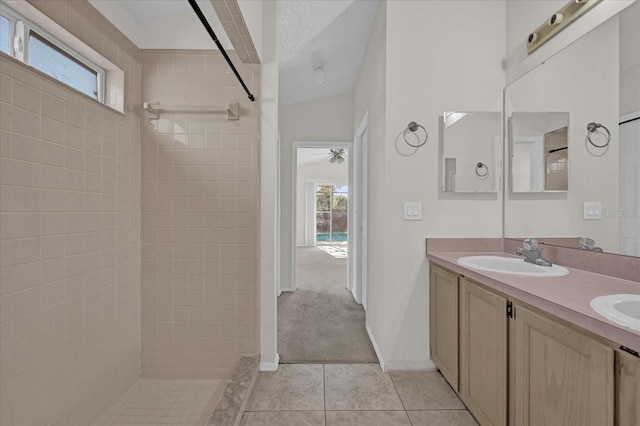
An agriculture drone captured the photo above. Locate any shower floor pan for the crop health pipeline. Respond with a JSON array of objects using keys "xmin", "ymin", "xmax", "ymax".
[{"xmin": 90, "ymin": 379, "xmax": 226, "ymax": 425}]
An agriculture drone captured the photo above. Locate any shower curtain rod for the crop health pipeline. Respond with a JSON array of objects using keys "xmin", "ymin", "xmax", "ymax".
[{"xmin": 187, "ymin": 0, "xmax": 255, "ymax": 102}]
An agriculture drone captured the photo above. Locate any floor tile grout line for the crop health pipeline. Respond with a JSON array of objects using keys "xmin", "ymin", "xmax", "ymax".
[
  {"xmin": 323, "ymin": 363, "xmax": 327, "ymax": 426},
  {"xmin": 388, "ymin": 371, "xmax": 412, "ymax": 425}
]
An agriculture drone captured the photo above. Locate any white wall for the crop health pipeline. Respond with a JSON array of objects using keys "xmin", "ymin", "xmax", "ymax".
[
  {"xmin": 295, "ymin": 160, "xmax": 348, "ymax": 247},
  {"xmin": 355, "ymin": 1, "xmax": 506, "ymax": 370},
  {"xmin": 88, "ymin": 0, "xmax": 234, "ymax": 50},
  {"xmin": 506, "ymin": 0, "xmax": 635, "ymax": 84},
  {"xmin": 279, "ymin": 93, "xmax": 354, "ymax": 291},
  {"xmin": 505, "ymin": 17, "xmax": 620, "ymax": 252},
  {"xmin": 259, "ymin": 0, "xmax": 279, "ymax": 371},
  {"xmin": 352, "ymin": 0, "xmax": 386, "ymax": 357}
]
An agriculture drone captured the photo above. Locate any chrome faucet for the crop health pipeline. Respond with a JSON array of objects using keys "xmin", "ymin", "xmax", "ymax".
[
  {"xmin": 578, "ymin": 237, "xmax": 603, "ymax": 252},
  {"xmin": 515, "ymin": 239, "xmax": 552, "ymax": 267}
]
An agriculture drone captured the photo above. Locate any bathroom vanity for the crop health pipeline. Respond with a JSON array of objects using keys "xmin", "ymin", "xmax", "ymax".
[{"xmin": 427, "ymin": 246, "xmax": 640, "ymax": 426}]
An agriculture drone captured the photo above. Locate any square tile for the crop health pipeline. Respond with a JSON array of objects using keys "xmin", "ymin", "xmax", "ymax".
[
  {"xmin": 325, "ymin": 410, "xmax": 411, "ymax": 425},
  {"xmin": 407, "ymin": 410, "xmax": 479, "ymax": 425},
  {"xmin": 324, "ymin": 364, "xmax": 403, "ymax": 411},
  {"xmin": 390, "ymin": 370, "xmax": 465, "ymax": 410},
  {"xmin": 245, "ymin": 364, "xmax": 324, "ymax": 411},
  {"xmin": 240, "ymin": 411, "xmax": 325, "ymax": 426}
]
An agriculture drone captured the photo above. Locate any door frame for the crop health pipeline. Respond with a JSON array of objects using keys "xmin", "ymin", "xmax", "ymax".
[
  {"xmin": 353, "ymin": 113, "xmax": 369, "ymax": 308},
  {"xmin": 291, "ymin": 141, "xmax": 353, "ymax": 292},
  {"xmin": 619, "ymin": 110, "xmax": 640, "ymax": 256},
  {"xmin": 511, "ymin": 136, "xmax": 544, "ymax": 192}
]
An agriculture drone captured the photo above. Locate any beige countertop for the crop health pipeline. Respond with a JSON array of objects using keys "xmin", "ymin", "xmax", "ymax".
[{"xmin": 428, "ymin": 251, "xmax": 640, "ymax": 353}]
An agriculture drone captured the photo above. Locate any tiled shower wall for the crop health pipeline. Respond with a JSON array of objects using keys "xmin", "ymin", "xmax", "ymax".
[
  {"xmin": 140, "ymin": 51, "xmax": 259, "ymax": 379},
  {"xmin": 0, "ymin": 1, "xmax": 141, "ymax": 425}
]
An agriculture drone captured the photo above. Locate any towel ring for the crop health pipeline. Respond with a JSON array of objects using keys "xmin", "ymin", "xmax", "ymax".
[
  {"xmin": 475, "ymin": 162, "xmax": 489, "ymax": 178},
  {"xmin": 586, "ymin": 122, "xmax": 611, "ymax": 148},
  {"xmin": 403, "ymin": 121, "xmax": 428, "ymax": 148}
]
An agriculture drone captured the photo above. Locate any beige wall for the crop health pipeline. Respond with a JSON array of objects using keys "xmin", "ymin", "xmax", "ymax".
[
  {"xmin": 279, "ymin": 92, "xmax": 354, "ymax": 291},
  {"xmin": 0, "ymin": 1, "xmax": 141, "ymax": 425},
  {"xmin": 295, "ymin": 159, "xmax": 348, "ymax": 247},
  {"xmin": 139, "ymin": 51, "xmax": 259, "ymax": 379}
]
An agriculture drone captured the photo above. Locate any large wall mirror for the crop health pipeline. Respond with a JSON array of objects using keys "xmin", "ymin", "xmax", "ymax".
[{"xmin": 504, "ymin": 1, "xmax": 640, "ymax": 257}]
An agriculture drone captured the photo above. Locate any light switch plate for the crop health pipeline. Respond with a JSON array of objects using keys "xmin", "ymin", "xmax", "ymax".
[
  {"xmin": 583, "ymin": 201, "xmax": 602, "ymax": 220},
  {"xmin": 404, "ymin": 202, "xmax": 422, "ymax": 221}
]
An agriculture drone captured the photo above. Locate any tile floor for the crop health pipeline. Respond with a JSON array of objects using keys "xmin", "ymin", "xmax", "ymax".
[
  {"xmin": 241, "ymin": 364, "xmax": 478, "ymax": 426},
  {"xmin": 90, "ymin": 379, "xmax": 227, "ymax": 425}
]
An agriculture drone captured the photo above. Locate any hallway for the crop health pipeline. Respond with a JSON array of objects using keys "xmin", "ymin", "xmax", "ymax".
[{"xmin": 277, "ymin": 247, "xmax": 377, "ymax": 364}]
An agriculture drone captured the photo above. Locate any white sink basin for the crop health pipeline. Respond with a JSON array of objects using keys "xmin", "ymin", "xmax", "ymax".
[
  {"xmin": 590, "ymin": 294, "xmax": 640, "ymax": 331},
  {"xmin": 457, "ymin": 255, "xmax": 569, "ymax": 277}
]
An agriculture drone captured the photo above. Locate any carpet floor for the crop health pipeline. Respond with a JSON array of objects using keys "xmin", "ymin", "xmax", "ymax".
[{"xmin": 277, "ymin": 246, "xmax": 378, "ymax": 364}]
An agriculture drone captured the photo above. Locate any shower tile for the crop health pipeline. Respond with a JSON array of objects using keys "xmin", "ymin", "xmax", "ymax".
[{"xmin": 90, "ymin": 379, "xmax": 227, "ymax": 426}]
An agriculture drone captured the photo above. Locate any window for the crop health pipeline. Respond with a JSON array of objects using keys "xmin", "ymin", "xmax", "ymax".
[
  {"xmin": 0, "ymin": 14, "xmax": 9, "ymax": 55},
  {"xmin": 315, "ymin": 185, "xmax": 348, "ymax": 242},
  {"xmin": 0, "ymin": 3, "xmax": 104, "ymax": 101}
]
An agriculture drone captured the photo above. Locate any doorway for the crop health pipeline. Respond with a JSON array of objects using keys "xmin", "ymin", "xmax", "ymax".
[
  {"xmin": 277, "ymin": 140, "xmax": 376, "ymax": 364},
  {"xmin": 289, "ymin": 142, "xmax": 354, "ymax": 292}
]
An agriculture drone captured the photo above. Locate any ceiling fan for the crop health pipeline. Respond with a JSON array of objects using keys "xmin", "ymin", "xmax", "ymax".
[{"xmin": 329, "ymin": 149, "xmax": 345, "ymax": 164}]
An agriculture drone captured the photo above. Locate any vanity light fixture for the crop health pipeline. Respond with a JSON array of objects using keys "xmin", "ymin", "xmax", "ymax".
[{"xmin": 526, "ymin": 0, "xmax": 602, "ymax": 54}]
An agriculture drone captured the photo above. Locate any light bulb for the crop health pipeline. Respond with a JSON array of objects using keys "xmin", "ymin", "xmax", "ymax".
[{"xmin": 314, "ymin": 66, "xmax": 326, "ymax": 84}]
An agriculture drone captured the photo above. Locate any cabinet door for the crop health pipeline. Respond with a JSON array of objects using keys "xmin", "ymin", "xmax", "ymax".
[
  {"xmin": 512, "ymin": 305, "xmax": 614, "ymax": 426},
  {"xmin": 616, "ymin": 349, "xmax": 640, "ymax": 426},
  {"xmin": 459, "ymin": 278, "xmax": 507, "ymax": 426},
  {"xmin": 429, "ymin": 264, "xmax": 459, "ymax": 390}
]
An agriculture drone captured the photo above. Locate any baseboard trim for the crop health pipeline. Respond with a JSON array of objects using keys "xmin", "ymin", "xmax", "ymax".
[
  {"xmin": 383, "ymin": 359, "xmax": 437, "ymax": 371},
  {"xmin": 259, "ymin": 353, "xmax": 279, "ymax": 371},
  {"xmin": 365, "ymin": 324, "xmax": 385, "ymax": 371},
  {"xmin": 365, "ymin": 324, "xmax": 437, "ymax": 372},
  {"xmin": 351, "ymin": 287, "xmax": 360, "ymax": 304}
]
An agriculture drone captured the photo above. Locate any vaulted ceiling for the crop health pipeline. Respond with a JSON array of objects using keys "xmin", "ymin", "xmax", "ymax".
[
  {"xmin": 278, "ymin": 0, "xmax": 379, "ymax": 105},
  {"xmin": 90, "ymin": 0, "xmax": 379, "ymax": 106}
]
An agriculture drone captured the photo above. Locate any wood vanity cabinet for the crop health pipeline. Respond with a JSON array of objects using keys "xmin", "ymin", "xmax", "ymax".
[
  {"xmin": 429, "ymin": 264, "xmax": 459, "ymax": 390},
  {"xmin": 459, "ymin": 277, "xmax": 508, "ymax": 426},
  {"xmin": 428, "ymin": 262, "xmax": 626, "ymax": 426},
  {"xmin": 616, "ymin": 349, "xmax": 640, "ymax": 426},
  {"xmin": 511, "ymin": 304, "xmax": 614, "ymax": 426}
]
